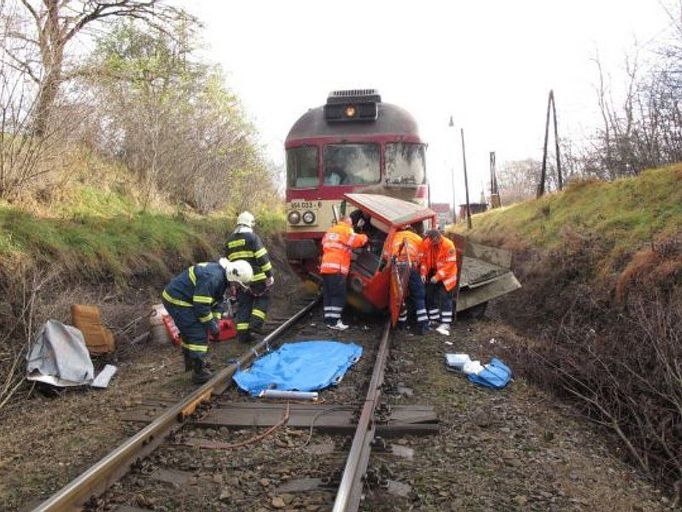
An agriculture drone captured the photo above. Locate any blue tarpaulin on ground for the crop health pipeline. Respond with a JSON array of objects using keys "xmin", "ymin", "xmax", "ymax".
[{"xmin": 233, "ymin": 341, "xmax": 363, "ymax": 396}]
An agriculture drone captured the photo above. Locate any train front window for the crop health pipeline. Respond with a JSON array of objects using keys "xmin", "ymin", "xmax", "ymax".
[
  {"xmin": 323, "ymin": 144, "xmax": 381, "ymax": 186},
  {"xmin": 385, "ymin": 143, "xmax": 426, "ymax": 186},
  {"xmin": 287, "ymin": 146, "xmax": 319, "ymax": 188}
]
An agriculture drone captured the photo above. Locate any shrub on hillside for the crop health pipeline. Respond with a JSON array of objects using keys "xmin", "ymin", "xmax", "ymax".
[
  {"xmin": 498, "ymin": 230, "xmax": 682, "ymax": 499},
  {"xmin": 87, "ymin": 21, "xmax": 279, "ymax": 213}
]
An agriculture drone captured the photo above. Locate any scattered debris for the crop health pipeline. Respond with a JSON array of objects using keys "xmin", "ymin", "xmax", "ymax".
[
  {"xmin": 26, "ymin": 319, "xmax": 94, "ymax": 387},
  {"xmin": 445, "ymin": 353, "xmax": 512, "ymax": 389},
  {"xmin": 71, "ymin": 304, "xmax": 115, "ymax": 354},
  {"xmin": 259, "ymin": 390, "xmax": 318, "ymax": 401},
  {"xmin": 91, "ymin": 364, "xmax": 118, "ymax": 389}
]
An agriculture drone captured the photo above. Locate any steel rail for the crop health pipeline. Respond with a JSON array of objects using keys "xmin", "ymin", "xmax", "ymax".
[
  {"xmin": 32, "ymin": 296, "xmax": 320, "ymax": 512},
  {"xmin": 332, "ymin": 319, "xmax": 391, "ymax": 512}
]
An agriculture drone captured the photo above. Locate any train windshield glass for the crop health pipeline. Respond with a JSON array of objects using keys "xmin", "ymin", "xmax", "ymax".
[
  {"xmin": 287, "ymin": 146, "xmax": 319, "ymax": 188},
  {"xmin": 323, "ymin": 143, "xmax": 381, "ymax": 186},
  {"xmin": 385, "ymin": 143, "xmax": 426, "ymax": 186}
]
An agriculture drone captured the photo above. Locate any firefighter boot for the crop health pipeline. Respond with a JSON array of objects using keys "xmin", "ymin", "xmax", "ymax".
[
  {"xmin": 192, "ymin": 358, "xmax": 213, "ymax": 384},
  {"xmin": 182, "ymin": 348, "xmax": 192, "ymax": 372},
  {"xmin": 238, "ymin": 331, "xmax": 256, "ymax": 344}
]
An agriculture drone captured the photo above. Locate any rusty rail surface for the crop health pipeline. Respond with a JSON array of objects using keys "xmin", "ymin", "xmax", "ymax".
[
  {"xmin": 32, "ymin": 296, "xmax": 320, "ymax": 512},
  {"xmin": 332, "ymin": 319, "xmax": 391, "ymax": 512}
]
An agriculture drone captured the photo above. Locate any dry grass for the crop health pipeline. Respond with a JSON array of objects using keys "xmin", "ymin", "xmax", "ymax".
[{"xmin": 495, "ymin": 229, "xmax": 682, "ymax": 500}]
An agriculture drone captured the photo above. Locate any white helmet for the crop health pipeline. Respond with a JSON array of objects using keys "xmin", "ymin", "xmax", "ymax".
[
  {"xmin": 237, "ymin": 211, "xmax": 255, "ymax": 228},
  {"xmin": 218, "ymin": 258, "xmax": 253, "ymax": 285}
]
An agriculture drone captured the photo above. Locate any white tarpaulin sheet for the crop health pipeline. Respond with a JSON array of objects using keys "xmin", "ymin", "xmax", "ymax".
[{"xmin": 26, "ymin": 319, "xmax": 94, "ymax": 387}]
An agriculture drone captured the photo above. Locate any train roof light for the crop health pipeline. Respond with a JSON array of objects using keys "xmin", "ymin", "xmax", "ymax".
[{"xmin": 324, "ymin": 89, "xmax": 380, "ymax": 123}]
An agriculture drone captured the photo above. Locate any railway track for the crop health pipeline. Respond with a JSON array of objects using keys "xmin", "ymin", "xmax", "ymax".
[{"xmin": 30, "ymin": 296, "xmax": 438, "ymax": 512}]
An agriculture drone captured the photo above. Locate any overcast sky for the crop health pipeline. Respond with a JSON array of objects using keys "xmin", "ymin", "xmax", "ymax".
[{"xmin": 180, "ymin": 0, "xmax": 674, "ymax": 206}]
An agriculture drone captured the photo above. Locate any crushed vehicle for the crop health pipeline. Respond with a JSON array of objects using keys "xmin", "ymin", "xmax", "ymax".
[{"xmin": 339, "ymin": 193, "xmax": 521, "ymax": 321}]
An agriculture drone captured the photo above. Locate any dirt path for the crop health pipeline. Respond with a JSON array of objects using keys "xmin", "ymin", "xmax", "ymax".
[{"xmin": 0, "ymin": 309, "xmax": 674, "ymax": 511}]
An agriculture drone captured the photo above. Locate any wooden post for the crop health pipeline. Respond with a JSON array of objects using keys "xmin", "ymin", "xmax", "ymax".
[
  {"xmin": 489, "ymin": 151, "xmax": 501, "ymax": 208},
  {"xmin": 538, "ymin": 92, "xmax": 552, "ymax": 198},
  {"xmin": 460, "ymin": 128, "xmax": 472, "ymax": 229},
  {"xmin": 539, "ymin": 90, "xmax": 562, "ymax": 197},
  {"xmin": 551, "ymin": 91, "xmax": 563, "ymax": 190}
]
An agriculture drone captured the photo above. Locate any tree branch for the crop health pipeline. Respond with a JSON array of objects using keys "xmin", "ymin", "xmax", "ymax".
[{"xmin": 19, "ymin": 0, "xmax": 41, "ymax": 24}]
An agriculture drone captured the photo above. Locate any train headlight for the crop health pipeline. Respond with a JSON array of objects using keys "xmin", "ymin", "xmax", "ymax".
[
  {"xmin": 302, "ymin": 211, "xmax": 316, "ymax": 224},
  {"xmin": 345, "ymin": 105, "xmax": 356, "ymax": 118},
  {"xmin": 288, "ymin": 211, "xmax": 301, "ymax": 225}
]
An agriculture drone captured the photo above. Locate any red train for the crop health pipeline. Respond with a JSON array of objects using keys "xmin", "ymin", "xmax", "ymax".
[
  {"xmin": 285, "ymin": 89, "xmax": 428, "ymax": 278},
  {"xmin": 285, "ymin": 89, "xmax": 521, "ymax": 315}
]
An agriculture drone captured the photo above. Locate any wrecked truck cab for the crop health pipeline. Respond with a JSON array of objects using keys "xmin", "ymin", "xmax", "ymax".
[
  {"xmin": 343, "ymin": 193, "xmax": 521, "ymax": 317},
  {"xmin": 343, "ymin": 193, "xmax": 439, "ymax": 313}
]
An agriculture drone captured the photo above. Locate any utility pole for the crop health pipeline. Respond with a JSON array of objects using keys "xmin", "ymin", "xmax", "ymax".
[
  {"xmin": 489, "ymin": 151, "xmax": 501, "ymax": 208},
  {"xmin": 552, "ymin": 92, "xmax": 563, "ymax": 191},
  {"xmin": 448, "ymin": 116, "xmax": 457, "ymax": 224},
  {"xmin": 538, "ymin": 89, "xmax": 563, "ymax": 197},
  {"xmin": 461, "ymin": 128, "xmax": 472, "ymax": 229}
]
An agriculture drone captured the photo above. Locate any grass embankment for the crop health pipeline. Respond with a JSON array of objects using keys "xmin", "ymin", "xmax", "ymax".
[
  {"xmin": 453, "ymin": 164, "xmax": 682, "ymax": 497},
  {"xmin": 0, "ymin": 162, "xmax": 284, "ymax": 281},
  {"xmin": 457, "ymin": 164, "xmax": 682, "ymax": 268}
]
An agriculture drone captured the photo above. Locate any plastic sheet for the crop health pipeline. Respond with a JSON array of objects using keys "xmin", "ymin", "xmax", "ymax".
[
  {"xmin": 233, "ymin": 341, "xmax": 363, "ymax": 396},
  {"xmin": 26, "ymin": 319, "xmax": 94, "ymax": 387}
]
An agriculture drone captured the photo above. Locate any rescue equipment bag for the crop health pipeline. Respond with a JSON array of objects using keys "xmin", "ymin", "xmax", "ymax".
[{"xmin": 466, "ymin": 357, "xmax": 512, "ymax": 389}]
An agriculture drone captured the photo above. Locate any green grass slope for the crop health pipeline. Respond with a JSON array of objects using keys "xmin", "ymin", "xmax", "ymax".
[
  {"xmin": 455, "ymin": 164, "xmax": 682, "ymax": 269},
  {"xmin": 0, "ymin": 157, "xmax": 284, "ymax": 282}
]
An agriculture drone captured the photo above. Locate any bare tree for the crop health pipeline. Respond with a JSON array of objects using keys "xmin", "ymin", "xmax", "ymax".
[
  {"xmin": 88, "ymin": 21, "xmax": 278, "ymax": 213},
  {"xmin": 578, "ymin": 7, "xmax": 682, "ymax": 180},
  {"xmin": 4, "ymin": 0, "xmax": 187, "ymax": 135},
  {"xmin": 497, "ymin": 159, "xmax": 541, "ymax": 204}
]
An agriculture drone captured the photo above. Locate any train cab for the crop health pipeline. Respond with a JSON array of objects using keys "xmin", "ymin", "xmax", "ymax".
[{"xmin": 285, "ymin": 89, "xmax": 429, "ymax": 280}]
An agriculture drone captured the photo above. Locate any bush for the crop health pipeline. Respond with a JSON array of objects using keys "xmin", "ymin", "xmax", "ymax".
[{"xmin": 498, "ymin": 231, "xmax": 682, "ymax": 497}]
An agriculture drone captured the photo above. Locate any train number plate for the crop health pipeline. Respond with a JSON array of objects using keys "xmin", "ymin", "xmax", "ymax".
[{"xmin": 290, "ymin": 201, "xmax": 321, "ymax": 210}]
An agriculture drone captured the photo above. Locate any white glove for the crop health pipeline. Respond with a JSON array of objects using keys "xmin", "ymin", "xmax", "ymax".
[
  {"xmin": 430, "ymin": 276, "xmax": 438, "ymax": 284},
  {"xmin": 266, "ymin": 276, "xmax": 275, "ymax": 287}
]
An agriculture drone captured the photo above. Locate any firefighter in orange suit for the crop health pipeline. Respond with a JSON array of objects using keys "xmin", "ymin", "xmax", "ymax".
[
  {"xmin": 320, "ymin": 216, "xmax": 368, "ymax": 330},
  {"xmin": 386, "ymin": 226, "xmax": 429, "ymax": 334},
  {"xmin": 420, "ymin": 230, "xmax": 459, "ymax": 336}
]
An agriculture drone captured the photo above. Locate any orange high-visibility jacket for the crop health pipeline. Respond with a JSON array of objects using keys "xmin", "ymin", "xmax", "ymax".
[
  {"xmin": 320, "ymin": 220, "xmax": 368, "ymax": 275},
  {"xmin": 385, "ymin": 230, "xmax": 423, "ymax": 266},
  {"xmin": 420, "ymin": 236, "xmax": 459, "ymax": 291}
]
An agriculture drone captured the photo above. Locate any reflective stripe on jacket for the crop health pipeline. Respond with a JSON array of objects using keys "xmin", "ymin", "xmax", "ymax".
[
  {"xmin": 162, "ymin": 262, "xmax": 227, "ymax": 325},
  {"xmin": 225, "ymin": 227, "xmax": 273, "ymax": 283},
  {"xmin": 385, "ymin": 230, "xmax": 423, "ymax": 266},
  {"xmin": 320, "ymin": 221, "xmax": 368, "ymax": 275},
  {"xmin": 420, "ymin": 236, "xmax": 459, "ymax": 291}
]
